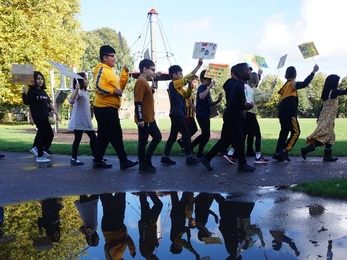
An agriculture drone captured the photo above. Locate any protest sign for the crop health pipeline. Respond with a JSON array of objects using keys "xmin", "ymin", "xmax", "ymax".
[
  {"xmin": 192, "ymin": 42, "xmax": 217, "ymax": 59},
  {"xmin": 46, "ymin": 60, "xmax": 83, "ymax": 79},
  {"xmin": 244, "ymin": 54, "xmax": 268, "ymax": 68},
  {"xmin": 11, "ymin": 64, "xmax": 34, "ymax": 85},
  {"xmin": 277, "ymin": 54, "xmax": 288, "ymax": 69},
  {"xmin": 205, "ymin": 63, "xmax": 229, "ymax": 78},
  {"xmin": 202, "ymin": 236, "xmax": 223, "ymax": 244},
  {"xmin": 298, "ymin": 42, "xmax": 319, "ymax": 59}
]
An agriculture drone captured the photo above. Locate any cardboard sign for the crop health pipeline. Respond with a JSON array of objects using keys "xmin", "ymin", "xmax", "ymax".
[
  {"xmin": 11, "ymin": 64, "xmax": 34, "ymax": 85},
  {"xmin": 46, "ymin": 60, "xmax": 83, "ymax": 79},
  {"xmin": 298, "ymin": 42, "xmax": 319, "ymax": 59},
  {"xmin": 205, "ymin": 63, "xmax": 229, "ymax": 78},
  {"xmin": 202, "ymin": 236, "xmax": 222, "ymax": 244},
  {"xmin": 244, "ymin": 54, "xmax": 268, "ymax": 68},
  {"xmin": 277, "ymin": 54, "xmax": 288, "ymax": 69},
  {"xmin": 192, "ymin": 42, "xmax": 217, "ymax": 59}
]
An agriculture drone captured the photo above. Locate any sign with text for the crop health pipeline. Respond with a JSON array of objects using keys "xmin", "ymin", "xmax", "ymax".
[
  {"xmin": 244, "ymin": 54, "xmax": 268, "ymax": 68},
  {"xmin": 205, "ymin": 63, "xmax": 229, "ymax": 78},
  {"xmin": 298, "ymin": 42, "xmax": 319, "ymax": 59},
  {"xmin": 192, "ymin": 42, "xmax": 217, "ymax": 59},
  {"xmin": 11, "ymin": 64, "xmax": 34, "ymax": 85}
]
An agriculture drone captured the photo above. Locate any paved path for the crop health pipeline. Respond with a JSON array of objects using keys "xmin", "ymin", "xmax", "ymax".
[{"xmin": 1, "ymin": 151, "xmax": 346, "ymax": 206}]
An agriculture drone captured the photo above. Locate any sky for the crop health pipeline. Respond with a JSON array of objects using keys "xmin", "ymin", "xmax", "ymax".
[{"xmin": 79, "ymin": 0, "xmax": 347, "ymax": 81}]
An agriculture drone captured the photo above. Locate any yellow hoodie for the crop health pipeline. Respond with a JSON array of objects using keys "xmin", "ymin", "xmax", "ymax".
[{"xmin": 93, "ymin": 63, "xmax": 129, "ymax": 109}]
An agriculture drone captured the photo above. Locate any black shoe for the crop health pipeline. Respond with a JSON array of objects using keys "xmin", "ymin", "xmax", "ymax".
[
  {"xmin": 0, "ymin": 154, "xmax": 5, "ymax": 159},
  {"xmin": 139, "ymin": 163, "xmax": 156, "ymax": 173},
  {"xmin": 186, "ymin": 156, "xmax": 200, "ymax": 165},
  {"xmin": 200, "ymin": 157, "xmax": 213, "ymax": 171},
  {"xmin": 279, "ymin": 150, "xmax": 290, "ymax": 161},
  {"xmin": 272, "ymin": 153, "xmax": 284, "ymax": 161},
  {"xmin": 93, "ymin": 161, "xmax": 113, "ymax": 168},
  {"xmin": 238, "ymin": 164, "xmax": 256, "ymax": 172},
  {"xmin": 160, "ymin": 156, "xmax": 176, "ymax": 165},
  {"xmin": 120, "ymin": 159, "xmax": 139, "ymax": 170},
  {"xmin": 44, "ymin": 149, "xmax": 53, "ymax": 155},
  {"xmin": 93, "ymin": 158, "xmax": 107, "ymax": 163},
  {"xmin": 70, "ymin": 158, "xmax": 84, "ymax": 165}
]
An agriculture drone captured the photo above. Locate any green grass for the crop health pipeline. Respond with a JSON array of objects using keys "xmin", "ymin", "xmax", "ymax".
[
  {"xmin": 292, "ymin": 178, "xmax": 347, "ymax": 199},
  {"xmin": 1, "ymin": 118, "xmax": 347, "ymax": 157}
]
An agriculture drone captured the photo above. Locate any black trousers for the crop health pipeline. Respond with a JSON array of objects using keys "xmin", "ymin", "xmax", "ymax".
[
  {"xmin": 205, "ymin": 114, "xmax": 247, "ymax": 166},
  {"xmin": 72, "ymin": 130, "xmax": 96, "ymax": 159},
  {"xmin": 191, "ymin": 116, "xmax": 210, "ymax": 155},
  {"xmin": 33, "ymin": 118, "xmax": 54, "ymax": 157},
  {"xmin": 93, "ymin": 106, "xmax": 127, "ymax": 163},
  {"xmin": 164, "ymin": 115, "xmax": 192, "ymax": 156},
  {"xmin": 245, "ymin": 112, "xmax": 261, "ymax": 153},
  {"xmin": 100, "ymin": 193, "xmax": 125, "ymax": 232},
  {"xmin": 275, "ymin": 116, "xmax": 300, "ymax": 153},
  {"xmin": 137, "ymin": 121, "xmax": 162, "ymax": 163}
]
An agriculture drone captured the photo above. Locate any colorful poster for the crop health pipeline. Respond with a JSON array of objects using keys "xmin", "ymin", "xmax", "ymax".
[
  {"xmin": 298, "ymin": 42, "xmax": 319, "ymax": 59},
  {"xmin": 277, "ymin": 54, "xmax": 288, "ymax": 69},
  {"xmin": 243, "ymin": 54, "xmax": 268, "ymax": 68},
  {"xmin": 46, "ymin": 60, "xmax": 84, "ymax": 79},
  {"xmin": 192, "ymin": 42, "xmax": 217, "ymax": 59},
  {"xmin": 205, "ymin": 63, "xmax": 229, "ymax": 78},
  {"xmin": 202, "ymin": 236, "xmax": 222, "ymax": 244},
  {"xmin": 11, "ymin": 64, "xmax": 34, "ymax": 85}
]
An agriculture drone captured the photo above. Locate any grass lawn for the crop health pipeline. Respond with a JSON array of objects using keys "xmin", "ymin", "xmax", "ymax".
[
  {"xmin": 1, "ymin": 117, "xmax": 347, "ymax": 157},
  {"xmin": 292, "ymin": 178, "xmax": 347, "ymax": 199}
]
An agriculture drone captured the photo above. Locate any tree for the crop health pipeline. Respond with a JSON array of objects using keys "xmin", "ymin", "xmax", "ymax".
[
  {"xmin": 304, "ymin": 72, "xmax": 326, "ymax": 117},
  {"xmin": 257, "ymin": 75, "xmax": 284, "ymax": 118},
  {"xmin": 338, "ymin": 76, "xmax": 347, "ymax": 117},
  {"xmin": 0, "ymin": 0, "xmax": 85, "ymax": 107},
  {"xmin": 81, "ymin": 28, "xmax": 133, "ymax": 78}
]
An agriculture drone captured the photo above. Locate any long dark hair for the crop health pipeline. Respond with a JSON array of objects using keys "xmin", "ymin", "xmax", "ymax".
[
  {"xmin": 73, "ymin": 72, "xmax": 87, "ymax": 90},
  {"xmin": 32, "ymin": 71, "xmax": 47, "ymax": 89},
  {"xmin": 321, "ymin": 74, "xmax": 340, "ymax": 101}
]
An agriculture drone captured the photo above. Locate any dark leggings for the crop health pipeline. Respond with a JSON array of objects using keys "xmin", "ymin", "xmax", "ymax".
[
  {"xmin": 34, "ymin": 118, "xmax": 54, "ymax": 157},
  {"xmin": 72, "ymin": 130, "xmax": 96, "ymax": 159},
  {"xmin": 245, "ymin": 112, "xmax": 261, "ymax": 152}
]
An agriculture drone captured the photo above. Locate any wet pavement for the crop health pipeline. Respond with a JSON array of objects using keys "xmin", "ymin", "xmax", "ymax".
[
  {"xmin": 0, "ymin": 191, "xmax": 346, "ymax": 259},
  {"xmin": 0, "ymin": 151, "xmax": 347, "ymax": 206},
  {"xmin": 1, "ymin": 152, "xmax": 347, "ymax": 259}
]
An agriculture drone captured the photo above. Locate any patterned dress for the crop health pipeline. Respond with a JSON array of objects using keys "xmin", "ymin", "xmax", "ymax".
[
  {"xmin": 306, "ymin": 90, "xmax": 337, "ymax": 145},
  {"xmin": 68, "ymin": 90, "xmax": 94, "ymax": 131}
]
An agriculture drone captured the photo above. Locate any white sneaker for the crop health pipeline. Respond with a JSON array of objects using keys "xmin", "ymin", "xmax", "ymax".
[
  {"xmin": 36, "ymin": 156, "xmax": 50, "ymax": 163},
  {"xmin": 30, "ymin": 147, "xmax": 38, "ymax": 156}
]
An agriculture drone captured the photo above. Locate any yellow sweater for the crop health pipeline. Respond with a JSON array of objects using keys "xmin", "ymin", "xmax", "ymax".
[{"xmin": 93, "ymin": 63, "xmax": 129, "ymax": 109}]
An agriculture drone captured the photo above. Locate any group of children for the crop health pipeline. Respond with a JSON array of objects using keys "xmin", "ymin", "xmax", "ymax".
[{"xmin": 18, "ymin": 44, "xmax": 347, "ymax": 173}]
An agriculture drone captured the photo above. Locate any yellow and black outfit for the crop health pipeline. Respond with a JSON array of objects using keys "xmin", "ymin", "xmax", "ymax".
[
  {"xmin": 100, "ymin": 193, "xmax": 136, "ymax": 260},
  {"xmin": 274, "ymin": 72, "xmax": 315, "ymax": 157},
  {"xmin": 93, "ymin": 64, "xmax": 130, "ymax": 165}
]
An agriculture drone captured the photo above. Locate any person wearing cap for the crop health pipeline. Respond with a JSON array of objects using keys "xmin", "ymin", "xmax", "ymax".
[{"xmin": 273, "ymin": 64, "xmax": 319, "ymax": 162}]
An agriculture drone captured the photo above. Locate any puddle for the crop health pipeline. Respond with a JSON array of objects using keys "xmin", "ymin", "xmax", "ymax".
[{"xmin": 0, "ymin": 191, "xmax": 346, "ymax": 259}]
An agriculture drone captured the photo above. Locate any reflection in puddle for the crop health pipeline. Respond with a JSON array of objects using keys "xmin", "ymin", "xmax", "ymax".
[{"xmin": 0, "ymin": 192, "xmax": 346, "ymax": 259}]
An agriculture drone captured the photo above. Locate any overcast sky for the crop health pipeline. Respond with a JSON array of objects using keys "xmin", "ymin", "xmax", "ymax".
[{"xmin": 79, "ymin": 0, "xmax": 347, "ymax": 81}]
